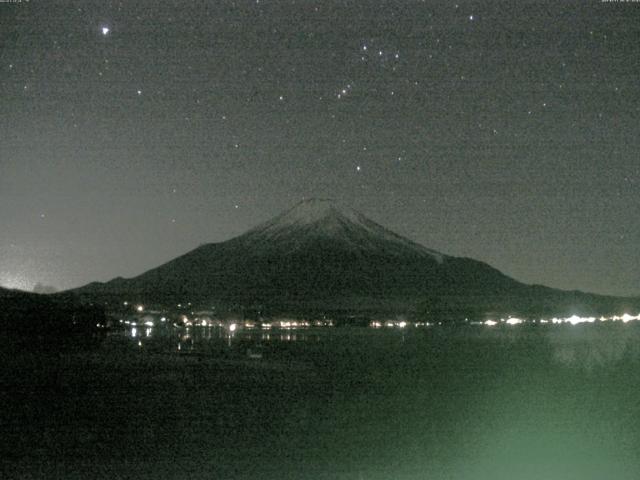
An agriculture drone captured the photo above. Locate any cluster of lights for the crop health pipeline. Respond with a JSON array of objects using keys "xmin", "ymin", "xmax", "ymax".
[
  {"xmin": 258, "ymin": 320, "xmax": 334, "ymax": 328},
  {"xmin": 192, "ymin": 318, "xmax": 224, "ymax": 327},
  {"xmin": 272, "ymin": 320, "xmax": 312, "ymax": 329},
  {"xmin": 121, "ymin": 311, "xmax": 640, "ymax": 336},
  {"xmin": 122, "ymin": 316, "xmax": 334, "ymax": 331},
  {"xmin": 370, "ymin": 320, "xmax": 432, "ymax": 329},
  {"xmin": 483, "ymin": 313, "xmax": 640, "ymax": 326}
]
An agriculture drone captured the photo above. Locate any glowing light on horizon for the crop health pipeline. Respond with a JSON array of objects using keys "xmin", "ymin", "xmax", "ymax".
[
  {"xmin": 515, "ymin": 313, "xmax": 640, "ymax": 326},
  {"xmin": 621, "ymin": 313, "xmax": 639, "ymax": 323},
  {"xmin": 565, "ymin": 315, "xmax": 596, "ymax": 325}
]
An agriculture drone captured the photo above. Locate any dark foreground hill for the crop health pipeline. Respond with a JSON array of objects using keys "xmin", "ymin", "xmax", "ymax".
[
  {"xmin": 0, "ymin": 287, "xmax": 106, "ymax": 347},
  {"xmin": 70, "ymin": 199, "xmax": 639, "ymax": 319}
]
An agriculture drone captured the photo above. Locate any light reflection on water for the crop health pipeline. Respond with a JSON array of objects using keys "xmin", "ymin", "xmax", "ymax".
[
  {"xmin": 117, "ymin": 321, "xmax": 640, "ymax": 371},
  {"xmin": 123, "ymin": 324, "xmax": 325, "ymax": 355}
]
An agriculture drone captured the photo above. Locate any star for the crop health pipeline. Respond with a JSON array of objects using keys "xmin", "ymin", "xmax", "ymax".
[
  {"xmin": 101, "ymin": 26, "xmax": 110, "ymax": 36},
  {"xmin": 356, "ymin": 165, "xmax": 361, "ymax": 172},
  {"xmin": 137, "ymin": 89, "xmax": 142, "ymax": 95}
]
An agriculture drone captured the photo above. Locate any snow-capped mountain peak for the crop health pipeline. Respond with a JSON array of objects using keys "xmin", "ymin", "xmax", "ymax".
[
  {"xmin": 242, "ymin": 198, "xmax": 445, "ymax": 262},
  {"xmin": 263, "ymin": 198, "xmax": 364, "ymax": 228}
]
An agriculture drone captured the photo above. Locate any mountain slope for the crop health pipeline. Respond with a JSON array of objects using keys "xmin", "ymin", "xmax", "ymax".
[
  {"xmin": 71, "ymin": 199, "xmax": 523, "ymax": 309},
  {"xmin": 70, "ymin": 199, "xmax": 638, "ymax": 317}
]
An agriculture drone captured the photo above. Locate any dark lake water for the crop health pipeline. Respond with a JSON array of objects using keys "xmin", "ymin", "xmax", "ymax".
[{"xmin": 3, "ymin": 323, "xmax": 640, "ymax": 479}]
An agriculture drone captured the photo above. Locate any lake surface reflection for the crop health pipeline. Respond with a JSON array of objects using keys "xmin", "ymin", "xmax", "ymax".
[
  {"xmin": 5, "ymin": 322, "xmax": 640, "ymax": 479},
  {"xmin": 122, "ymin": 321, "xmax": 640, "ymax": 371},
  {"xmin": 125, "ymin": 323, "xmax": 326, "ymax": 355}
]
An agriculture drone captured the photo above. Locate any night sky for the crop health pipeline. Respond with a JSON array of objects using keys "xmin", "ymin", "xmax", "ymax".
[{"xmin": 1, "ymin": 0, "xmax": 638, "ymax": 297}]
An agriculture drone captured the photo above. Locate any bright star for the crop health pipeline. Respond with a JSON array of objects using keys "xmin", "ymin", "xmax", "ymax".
[{"xmin": 102, "ymin": 26, "xmax": 110, "ymax": 35}]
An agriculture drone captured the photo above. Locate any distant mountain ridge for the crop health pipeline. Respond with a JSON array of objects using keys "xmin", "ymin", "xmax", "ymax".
[{"xmin": 70, "ymin": 199, "xmax": 639, "ymax": 318}]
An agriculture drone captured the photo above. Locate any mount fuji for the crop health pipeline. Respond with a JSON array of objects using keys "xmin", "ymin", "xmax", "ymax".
[{"xmin": 70, "ymin": 199, "xmax": 637, "ymax": 318}]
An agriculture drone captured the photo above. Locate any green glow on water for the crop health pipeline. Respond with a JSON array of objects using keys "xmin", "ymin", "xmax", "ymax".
[{"xmin": 4, "ymin": 324, "xmax": 640, "ymax": 479}]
